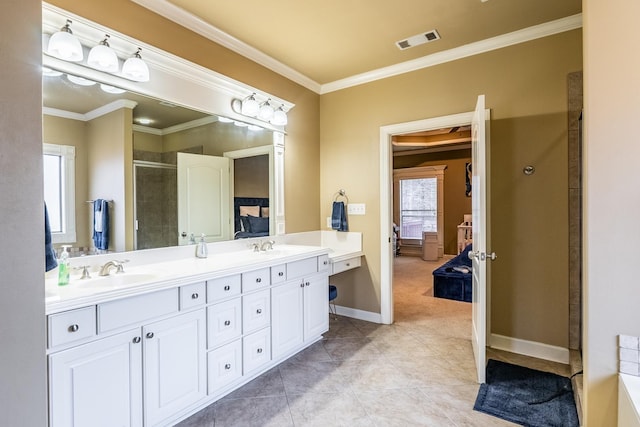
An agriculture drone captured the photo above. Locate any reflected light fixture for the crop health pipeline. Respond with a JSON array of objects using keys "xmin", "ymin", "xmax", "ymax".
[
  {"xmin": 257, "ymin": 99, "xmax": 274, "ymax": 121},
  {"xmin": 42, "ymin": 67, "xmax": 63, "ymax": 77},
  {"xmin": 87, "ymin": 35, "xmax": 119, "ymax": 73},
  {"xmin": 136, "ymin": 118, "xmax": 153, "ymax": 125},
  {"xmin": 100, "ymin": 84, "xmax": 126, "ymax": 94},
  {"xmin": 67, "ymin": 74, "xmax": 96, "ymax": 86},
  {"xmin": 218, "ymin": 116, "xmax": 233, "ymax": 123},
  {"xmin": 248, "ymin": 124, "xmax": 262, "ymax": 131},
  {"xmin": 233, "ymin": 121, "xmax": 248, "ymax": 127},
  {"xmin": 47, "ymin": 20, "xmax": 83, "ymax": 62},
  {"xmin": 241, "ymin": 93, "xmax": 259, "ymax": 116},
  {"xmin": 122, "ymin": 48, "xmax": 150, "ymax": 82},
  {"xmin": 270, "ymin": 105, "xmax": 288, "ymax": 126}
]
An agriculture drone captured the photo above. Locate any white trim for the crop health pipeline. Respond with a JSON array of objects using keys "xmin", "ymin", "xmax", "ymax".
[
  {"xmin": 380, "ymin": 112, "xmax": 475, "ymax": 325},
  {"xmin": 43, "ymin": 143, "xmax": 76, "ymax": 244},
  {"xmin": 490, "ymin": 333, "xmax": 570, "ymax": 365},
  {"xmin": 85, "ymin": 99, "xmax": 138, "ymax": 121},
  {"xmin": 334, "ymin": 305, "xmax": 383, "ymax": 324},
  {"xmin": 322, "ymin": 14, "xmax": 582, "ymax": 94},
  {"xmin": 130, "ymin": 0, "xmax": 321, "ymax": 94},
  {"xmin": 160, "ymin": 116, "xmax": 218, "ymax": 136},
  {"xmin": 42, "ymin": 107, "xmax": 86, "ymax": 121},
  {"xmin": 132, "ymin": 124, "xmax": 163, "ymax": 136}
]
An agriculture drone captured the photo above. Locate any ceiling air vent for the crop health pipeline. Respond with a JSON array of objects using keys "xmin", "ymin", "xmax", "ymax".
[{"xmin": 396, "ymin": 29, "xmax": 440, "ymax": 50}]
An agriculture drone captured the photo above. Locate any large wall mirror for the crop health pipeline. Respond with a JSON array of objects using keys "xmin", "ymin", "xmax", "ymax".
[{"xmin": 42, "ymin": 3, "xmax": 289, "ymax": 257}]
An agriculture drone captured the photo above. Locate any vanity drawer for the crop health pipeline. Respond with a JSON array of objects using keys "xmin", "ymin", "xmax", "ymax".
[
  {"xmin": 97, "ymin": 288, "xmax": 178, "ymax": 334},
  {"xmin": 243, "ymin": 327, "xmax": 271, "ymax": 375},
  {"xmin": 271, "ymin": 264, "xmax": 287, "ymax": 284},
  {"xmin": 242, "ymin": 289, "xmax": 270, "ymax": 334},
  {"xmin": 207, "ymin": 339, "xmax": 242, "ymax": 395},
  {"xmin": 331, "ymin": 256, "xmax": 361, "ymax": 275},
  {"xmin": 207, "ymin": 298, "xmax": 242, "ymax": 349},
  {"xmin": 207, "ymin": 275, "xmax": 241, "ymax": 303},
  {"xmin": 180, "ymin": 281, "xmax": 206, "ymax": 310},
  {"xmin": 242, "ymin": 268, "xmax": 271, "ymax": 293},
  {"xmin": 287, "ymin": 257, "xmax": 318, "ymax": 280},
  {"xmin": 318, "ymin": 255, "xmax": 330, "ymax": 273},
  {"xmin": 48, "ymin": 306, "xmax": 96, "ymax": 349}
]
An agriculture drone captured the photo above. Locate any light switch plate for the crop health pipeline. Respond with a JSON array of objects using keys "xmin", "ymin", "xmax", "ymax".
[
  {"xmin": 348, "ymin": 203, "xmax": 366, "ymax": 215},
  {"xmin": 326, "ymin": 217, "xmax": 332, "ymax": 228}
]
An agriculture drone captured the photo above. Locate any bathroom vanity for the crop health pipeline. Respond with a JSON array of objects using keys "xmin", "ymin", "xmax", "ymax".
[{"xmin": 44, "ymin": 239, "xmax": 356, "ymax": 427}]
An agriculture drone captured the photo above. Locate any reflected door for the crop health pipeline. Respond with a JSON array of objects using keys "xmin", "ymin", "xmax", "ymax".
[{"xmin": 177, "ymin": 153, "xmax": 230, "ymax": 244}]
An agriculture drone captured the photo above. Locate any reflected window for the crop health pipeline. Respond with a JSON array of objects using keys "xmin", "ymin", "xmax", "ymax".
[{"xmin": 43, "ymin": 143, "xmax": 76, "ymax": 243}]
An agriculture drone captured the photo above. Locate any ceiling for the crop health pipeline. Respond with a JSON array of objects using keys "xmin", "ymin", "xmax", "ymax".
[{"xmin": 136, "ymin": 0, "xmax": 581, "ymax": 89}]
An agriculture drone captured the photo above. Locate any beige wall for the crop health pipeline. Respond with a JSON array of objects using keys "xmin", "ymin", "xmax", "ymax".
[
  {"xmin": 133, "ymin": 130, "xmax": 163, "ymax": 153},
  {"xmin": 321, "ymin": 30, "xmax": 582, "ymax": 346},
  {"xmin": 583, "ymin": 0, "xmax": 640, "ymax": 425},
  {"xmin": 49, "ymin": 0, "xmax": 321, "ymax": 237},
  {"xmin": 0, "ymin": 0, "xmax": 47, "ymax": 423},
  {"xmin": 43, "ymin": 115, "xmax": 92, "ymax": 248},
  {"xmin": 394, "ymin": 149, "xmax": 472, "ymax": 255},
  {"xmin": 162, "ymin": 122, "xmax": 272, "ymax": 155}
]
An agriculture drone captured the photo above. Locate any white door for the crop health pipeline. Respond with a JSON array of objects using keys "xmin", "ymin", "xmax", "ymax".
[
  {"xmin": 177, "ymin": 153, "xmax": 230, "ymax": 244},
  {"xmin": 470, "ymin": 95, "xmax": 492, "ymax": 383},
  {"xmin": 143, "ymin": 309, "xmax": 206, "ymax": 426},
  {"xmin": 48, "ymin": 329, "xmax": 143, "ymax": 427}
]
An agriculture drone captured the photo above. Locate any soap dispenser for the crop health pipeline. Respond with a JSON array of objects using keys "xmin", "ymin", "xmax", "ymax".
[
  {"xmin": 195, "ymin": 234, "xmax": 208, "ymax": 258},
  {"xmin": 58, "ymin": 245, "xmax": 71, "ymax": 286}
]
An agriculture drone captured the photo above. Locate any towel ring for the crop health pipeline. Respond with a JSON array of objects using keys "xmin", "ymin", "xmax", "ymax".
[{"xmin": 333, "ymin": 189, "xmax": 349, "ymax": 203}]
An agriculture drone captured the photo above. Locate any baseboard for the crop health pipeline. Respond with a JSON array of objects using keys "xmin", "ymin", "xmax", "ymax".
[
  {"xmin": 490, "ymin": 333, "xmax": 570, "ymax": 364},
  {"xmin": 334, "ymin": 305, "xmax": 383, "ymax": 323}
]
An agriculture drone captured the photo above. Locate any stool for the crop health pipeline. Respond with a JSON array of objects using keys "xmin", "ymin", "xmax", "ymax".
[{"xmin": 328, "ymin": 284, "xmax": 338, "ymax": 319}]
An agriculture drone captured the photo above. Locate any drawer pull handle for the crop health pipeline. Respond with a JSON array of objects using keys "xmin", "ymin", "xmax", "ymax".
[
  {"xmin": 133, "ymin": 336, "xmax": 141, "ymax": 344},
  {"xmin": 256, "ymin": 277, "xmax": 262, "ymax": 283},
  {"xmin": 256, "ymin": 309, "xmax": 262, "ymax": 314},
  {"xmin": 324, "ymin": 260, "xmax": 328, "ymax": 265},
  {"xmin": 224, "ymin": 363, "xmax": 231, "ymax": 370},
  {"xmin": 346, "ymin": 263, "xmax": 350, "ymax": 267},
  {"xmin": 224, "ymin": 320, "xmax": 231, "ymax": 326},
  {"xmin": 191, "ymin": 293, "xmax": 199, "ymax": 299},
  {"xmin": 278, "ymin": 271, "xmax": 284, "ymax": 277},
  {"xmin": 146, "ymin": 332, "xmax": 154, "ymax": 339},
  {"xmin": 257, "ymin": 348, "xmax": 263, "ymax": 354},
  {"xmin": 68, "ymin": 324, "xmax": 79, "ymax": 333},
  {"xmin": 224, "ymin": 285, "xmax": 231, "ymax": 291}
]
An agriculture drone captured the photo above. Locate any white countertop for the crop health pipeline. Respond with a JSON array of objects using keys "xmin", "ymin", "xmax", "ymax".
[{"xmin": 45, "ymin": 231, "xmax": 363, "ymax": 315}]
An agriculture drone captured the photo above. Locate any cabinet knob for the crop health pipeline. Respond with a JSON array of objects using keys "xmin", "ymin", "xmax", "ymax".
[
  {"xmin": 133, "ymin": 336, "xmax": 141, "ymax": 344},
  {"xmin": 146, "ymin": 332, "xmax": 154, "ymax": 339},
  {"xmin": 324, "ymin": 260, "xmax": 328, "ymax": 265},
  {"xmin": 305, "ymin": 282, "xmax": 310, "ymax": 287},
  {"xmin": 346, "ymin": 263, "xmax": 350, "ymax": 267},
  {"xmin": 278, "ymin": 271, "xmax": 284, "ymax": 277},
  {"xmin": 256, "ymin": 308, "xmax": 262, "ymax": 314},
  {"xmin": 256, "ymin": 277, "xmax": 262, "ymax": 283},
  {"xmin": 68, "ymin": 324, "xmax": 79, "ymax": 333},
  {"xmin": 191, "ymin": 293, "xmax": 199, "ymax": 299},
  {"xmin": 257, "ymin": 348, "xmax": 263, "ymax": 354},
  {"xmin": 224, "ymin": 285, "xmax": 230, "ymax": 291},
  {"xmin": 300, "ymin": 283, "xmax": 305, "ymax": 288},
  {"xmin": 224, "ymin": 363, "xmax": 231, "ymax": 370},
  {"xmin": 224, "ymin": 320, "xmax": 231, "ymax": 326}
]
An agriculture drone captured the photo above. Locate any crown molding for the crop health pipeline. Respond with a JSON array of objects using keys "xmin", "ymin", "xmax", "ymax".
[
  {"xmin": 43, "ymin": 107, "xmax": 86, "ymax": 121},
  {"xmin": 43, "ymin": 99, "xmax": 138, "ymax": 122},
  {"xmin": 321, "ymin": 13, "xmax": 582, "ymax": 94},
  {"xmin": 131, "ymin": 0, "xmax": 321, "ymax": 93}
]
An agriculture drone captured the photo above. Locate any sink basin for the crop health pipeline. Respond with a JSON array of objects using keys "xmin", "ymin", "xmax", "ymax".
[{"xmin": 76, "ymin": 272, "xmax": 160, "ymax": 288}]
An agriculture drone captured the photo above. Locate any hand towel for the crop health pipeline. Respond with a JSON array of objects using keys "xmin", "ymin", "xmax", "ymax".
[
  {"xmin": 45, "ymin": 203, "xmax": 58, "ymax": 272},
  {"xmin": 93, "ymin": 199, "xmax": 109, "ymax": 251},
  {"xmin": 331, "ymin": 201, "xmax": 348, "ymax": 232}
]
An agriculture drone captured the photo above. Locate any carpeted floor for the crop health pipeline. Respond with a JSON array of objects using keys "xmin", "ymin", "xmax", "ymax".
[{"xmin": 474, "ymin": 359, "xmax": 579, "ymax": 427}]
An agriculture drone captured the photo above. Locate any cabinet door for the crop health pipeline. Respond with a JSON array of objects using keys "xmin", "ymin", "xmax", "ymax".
[
  {"xmin": 243, "ymin": 327, "xmax": 271, "ymax": 375},
  {"xmin": 271, "ymin": 281, "xmax": 304, "ymax": 360},
  {"xmin": 303, "ymin": 274, "xmax": 330, "ymax": 340},
  {"xmin": 242, "ymin": 289, "xmax": 270, "ymax": 334},
  {"xmin": 143, "ymin": 309, "xmax": 206, "ymax": 427},
  {"xmin": 207, "ymin": 298, "xmax": 242, "ymax": 348},
  {"xmin": 49, "ymin": 329, "xmax": 143, "ymax": 427}
]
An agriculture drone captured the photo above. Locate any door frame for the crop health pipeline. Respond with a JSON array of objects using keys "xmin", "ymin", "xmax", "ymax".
[{"xmin": 379, "ymin": 111, "xmax": 477, "ymax": 325}]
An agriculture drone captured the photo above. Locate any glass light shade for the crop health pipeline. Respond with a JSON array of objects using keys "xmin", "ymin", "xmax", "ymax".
[
  {"xmin": 257, "ymin": 101, "xmax": 274, "ymax": 121},
  {"xmin": 42, "ymin": 67, "xmax": 63, "ymax": 77},
  {"xmin": 100, "ymin": 84, "xmax": 126, "ymax": 94},
  {"xmin": 47, "ymin": 23, "xmax": 83, "ymax": 62},
  {"xmin": 241, "ymin": 94, "xmax": 259, "ymax": 116},
  {"xmin": 88, "ymin": 41, "xmax": 119, "ymax": 73},
  {"xmin": 233, "ymin": 121, "xmax": 248, "ymax": 127},
  {"xmin": 67, "ymin": 75, "xmax": 96, "ymax": 86},
  {"xmin": 122, "ymin": 50, "xmax": 150, "ymax": 82},
  {"xmin": 248, "ymin": 124, "xmax": 262, "ymax": 131},
  {"xmin": 218, "ymin": 116, "xmax": 234, "ymax": 123},
  {"xmin": 271, "ymin": 107, "xmax": 288, "ymax": 126}
]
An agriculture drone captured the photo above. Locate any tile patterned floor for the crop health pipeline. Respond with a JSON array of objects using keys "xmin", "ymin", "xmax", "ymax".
[{"xmin": 177, "ymin": 256, "xmax": 569, "ymax": 426}]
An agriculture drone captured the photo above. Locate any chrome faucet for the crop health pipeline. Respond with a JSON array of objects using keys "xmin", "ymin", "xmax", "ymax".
[
  {"xmin": 260, "ymin": 240, "xmax": 275, "ymax": 251},
  {"xmin": 99, "ymin": 260, "xmax": 128, "ymax": 276}
]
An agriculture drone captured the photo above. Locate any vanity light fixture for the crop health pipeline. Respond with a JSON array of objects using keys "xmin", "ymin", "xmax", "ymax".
[
  {"xmin": 233, "ymin": 121, "xmax": 248, "ymax": 127},
  {"xmin": 100, "ymin": 84, "xmax": 126, "ymax": 94},
  {"xmin": 122, "ymin": 48, "xmax": 150, "ymax": 82},
  {"xmin": 47, "ymin": 20, "xmax": 83, "ymax": 62},
  {"xmin": 42, "ymin": 67, "xmax": 63, "ymax": 77},
  {"xmin": 270, "ymin": 105, "xmax": 288, "ymax": 126},
  {"xmin": 257, "ymin": 99, "xmax": 275, "ymax": 122},
  {"xmin": 241, "ymin": 93, "xmax": 259, "ymax": 116},
  {"xmin": 87, "ymin": 35, "xmax": 119, "ymax": 73},
  {"xmin": 247, "ymin": 124, "xmax": 262, "ymax": 131},
  {"xmin": 67, "ymin": 74, "xmax": 96, "ymax": 86}
]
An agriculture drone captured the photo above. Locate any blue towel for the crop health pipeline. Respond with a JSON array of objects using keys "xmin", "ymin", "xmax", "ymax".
[
  {"xmin": 93, "ymin": 199, "xmax": 109, "ymax": 251},
  {"xmin": 45, "ymin": 203, "xmax": 58, "ymax": 272},
  {"xmin": 331, "ymin": 201, "xmax": 348, "ymax": 232}
]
